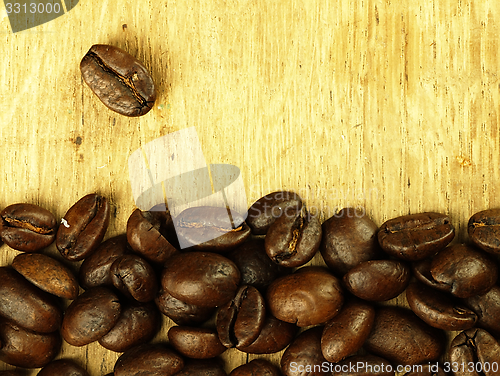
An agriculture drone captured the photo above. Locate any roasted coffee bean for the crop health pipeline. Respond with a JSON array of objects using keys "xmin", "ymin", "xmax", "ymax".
[
  {"xmin": 80, "ymin": 44, "xmax": 156, "ymax": 117},
  {"xmin": 321, "ymin": 299, "xmax": 375, "ymax": 363},
  {"xmin": 161, "ymin": 251, "xmax": 240, "ymax": 307},
  {"xmin": 265, "ymin": 207, "xmax": 322, "ymax": 268},
  {"xmin": 281, "ymin": 326, "xmax": 329, "ymax": 376},
  {"xmin": 168, "ymin": 326, "xmax": 227, "ymax": 359},
  {"xmin": 364, "ymin": 306, "xmax": 445, "ymax": 365},
  {"xmin": 0, "ymin": 203, "xmax": 56, "ymax": 252},
  {"xmin": 236, "ymin": 314, "xmax": 297, "ymax": 354},
  {"xmin": 343, "ymin": 260, "xmax": 410, "ymax": 301},
  {"xmin": 331, "ymin": 354, "xmax": 395, "ymax": 376},
  {"xmin": 37, "ymin": 359, "xmax": 89, "ymax": 376},
  {"xmin": 411, "ymin": 258, "xmax": 450, "ymax": 293},
  {"xmin": 0, "ymin": 320, "xmax": 61, "ymax": 368},
  {"xmin": 402, "ymin": 364, "xmax": 448, "ymax": 376},
  {"xmin": 61, "ymin": 286, "xmax": 121, "ymax": 346},
  {"xmin": 267, "ymin": 266, "xmax": 344, "ymax": 326},
  {"xmin": 247, "ymin": 191, "xmax": 303, "ymax": 235},
  {"xmin": 320, "ymin": 207, "xmax": 381, "ymax": 276},
  {"xmin": 114, "ymin": 344, "xmax": 184, "ymax": 376},
  {"xmin": 126, "ymin": 209, "xmax": 178, "ymax": 264},
  {"xmin": 176, "ymin": 358, "xmax": 227, "ymax": 376},
  {"xmin": 12, "ymin": 253, "xmax": 79, "ymax": 300},
  {"xmin": 406, "ymin": 282, "xmax": 477, "ymax": 331},
  {"xmin": 216, "ymin": 285, "xmax": 266, "ymax": 348},
  {"xmin": 99, "ymin": 302, "xmax": 161, "ymax": 352},
  {"xmin": 449, "ymin": 328, "xmax": 500, "ymax": 376},
  {"xmin": 57, "ymin": 193, "xmax": 110, "ymax": 261},
  {"xmin": 175, "ymin": 206, "xmax": 251, "ymax": 252},
  {"xmin": 110, "ymin": 254, "xmax": 158, "ymax": 302},
  {"xmin": 378, "ymin": 212, "xmax": 455, "ymax": 261},
  {"xmin": 230, "ymin": 359, "xmax": 281, "ymax": 376},
  {"xmin": 79, "ymin": 234, "xmax": 129, "ymax": 289},
  {"xmin": 464, "ymin": 285, "xmax": 500, "ymax": 336},
  {"xmin": 430, "ymin": 244, "xmax": 498, "ymax": 298},
  {"xmin": 0, "ymin": 267, "xmax": 62, "ymax": 333},
  {"xmin": 155, "ymin": 288, "xmax": 214, "ymax": 326},
  {"xmin": 468, "ymin": 209, "xmax": 500, "ymax": 254}
]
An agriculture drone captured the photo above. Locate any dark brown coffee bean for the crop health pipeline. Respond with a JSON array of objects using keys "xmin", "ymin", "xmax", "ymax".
[
  {"xmin": 80, "ymin": 44, "xmax": 156, "ymax": 117},
  {"xmin": 321, "ymin": 299, "xmax": 375, "ymax": 363},
  {"xmin": 161, "ymin": 251, "xmax": 240, "ymax": 307},
  {"xmin": 79, "ymin": 234, "xmax": 129, "ymax": 289},
  {"xmin": 0, "ymin": 320, "xmax": 61, "ymax": 368},
  {"xmin": 0, "ymin": 267, "xmax": 62, "ymax": 333},
  {"xmin": 230, "ymin": 359, "xmax": 281, "ymax": 376},
  {"xmin": 175, "ymin": 206, "xmax": 251, "ymax": 252},
  {"xmin": 449, "ymin": 328, "xmax": 500, "ymax": 376},
  {"xmin": 406, "ymin": 282, "xmax": 477, "ymax": 331},
  {"xmin": 267, "ymin": 266, "xmax": 344, "ymax": 327},
  {"xmin": 126, "ymin": 209, "xmax": 178, "ymax": 264},
  {"xmin": 320, "ymin": 207, "xmax": 381, "ymax": 276},
  {"xmin": 343, "ymin": 260, "xmax": 410, "ymax": 301},
  {"xmin": 281, "ymin": 326, "xmax": 329, "ymax": 376},
  {"xmin": 99, "ymin": 302, "xmax": 161, "ymax": 352},
  {"xmin": 0, "ymin": 203, "xmax": 56, "ymax": 252},
  {"xmin": 57, "ymin": 194, "xmax": 110, "ymax": 261},
  {"xmin": 176, "ymin": 358, "xmax": 227, "ymax": 376},
  {"xmin": 37, "ymin": 359, "xmax": 89, "ymax": 376},
  {"xmin": 430, "ymin": 244, "xmax": 498, "ymax": 298},
  {"xmin": 468, "ymin": 209, "xmax": 500, "ymax": 254},
  {"xmin": 464, "ymin": 285, "xmax": 500, "ymax": 336},
  {"xmin": 110, "ymin": 254, "xmax": 158, "ymax": 302},
  {"xmin": 114, "ymin": 343, "xmax": 184, "ymax": 376},
  {"xmin": 12, "ymin": 253, "xmax": 79, "ymax": 299},
  {"xmin": 331, "ymin": 354, "xmax": 395, "ymax": 376},
  {"xmin": 61, "ymin": 286, "xmax": 121, "ymax": 346},
  {"xmin": 364, "ymin": 306, "xmax": 445, "ymax": 365},
  {"xmin": 378, "ymin": 212, "xmax": 455, "ymax": 261},
  {"xmin": 402, "ymin": 364, "xmax": 448, "ymax": 376},
  {"xmin": 168, "ymin": 326, "xmax": 227, "ymax": 359},
  {"xmin": 155, "ymin": 288, "xmax": 214, "ymax": 326},
  {"xmin": 265, "ymin": 208, "xmax": 322, "ymax": 267},
  {"xmin": 236, "ymin": 315, "xmax": 297, "ymax": 354},
  {"xmin": 411, "ymin": 258, "xmax": 450, "ymax": 293},
  {"xmin": 216, "ymin": 285, "xmax": 266, "ymax": 348}
]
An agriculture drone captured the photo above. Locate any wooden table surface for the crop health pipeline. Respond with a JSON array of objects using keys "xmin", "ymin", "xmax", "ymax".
[{"xmin": 1, "ymin": 0, "xmax": 499, "ymax": 374}]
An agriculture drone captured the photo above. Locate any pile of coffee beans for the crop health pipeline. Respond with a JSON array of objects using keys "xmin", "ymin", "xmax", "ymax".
[{"xmin": 0, "ymin": 190, "xmax": 499, "ymax": 375}]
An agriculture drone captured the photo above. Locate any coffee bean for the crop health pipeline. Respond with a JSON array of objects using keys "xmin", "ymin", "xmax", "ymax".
[
  {"xmin": 463, "ymin": 285, "xmax": 500, "ymax": 337},
  {"xmin": 80, "ymin": 44, "xmax": 156, "ymax": 117},
  {"xmin": 411, "ymin": 258, "xmax": 450, "ymax": 293},
  {"xmin": 176, "ymin": 358, "xmax": 227, "ymax": 376},
  {"xmin": 114, "ymin": 344, "xmax": 184, "ymax": 376},
  {"xmin": 155, "ymin": 288, "xmax": 214, "ymax": 326},
  {"xmin": 230, "ymin": 359, "xmax": 281, "ymax": 376},
  {"xmin": 378, "ymin": 212, "xmax": 455, "ymax": 261},
  {"xmin": 331, "ymin": 354, "xmax": 395, "ymax": 376},
  {"xmin": 37, "ymin": 359, "xmax": 89, "ymax": 376},
  {"xmin": 343, "ymin": 259, "xmax": 410, "ymax": 301},
  {"xmin": 0, "ymin": 203, "xmax": 57, "ymax": 252},
  {"xmin": 468, "ymin": 208, "xmax": 500, "ymax": 254},
  {"xmin": 168, "ymin": 326, "xmax": 227, "ymax": 359},
  {"xmin": 57, "ymin": 194, "xmax": 110, "ymax": 261}
]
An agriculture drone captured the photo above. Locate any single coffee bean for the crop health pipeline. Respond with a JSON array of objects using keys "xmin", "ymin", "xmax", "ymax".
[
  {"xmin": 265, "ymin": 207, "xmax": 322, "ymax": 268},
  {"xmin": 230, "ymin": 359, "xmax": 281, "ymax": 376},
  {"xmin": 402, "ymin": 364, "xmax": 448, "ymax": 376},
  {"xmin": 99, "ymin": 302, "xmax": 161, "ymax": 352},
  {"xmin": 155, "ymin": 288, "xmax": 214, "ymax": 326},
  {"xmin": 463, "ymin": 285, "xmax": 500, "ymax": 336},
  {"xmin": 406, "ymin": 282, "xmax": 477, "ymax": 331},
  {"xmin": 430, "ymin": 244, "xmax": 498, "ymax": 298},
  {"xmin": 176, "ymin": 358, "xmax": 227, "ymax": 376},
  {"xmin": 411, "ymin": 258, "xmax": 450, "ymax": 293},
  {"xmin": 331, "ymin": 354, "xmax": 395, "ymax": 376},
  {"xmin": 114, "ymin": 344, "xmax": 184, "ymax": 376},
  {"xmin": 61, "ymin": 286, "xmax": 121, "ymax": 346},
  {"xmin": 0, "ymin": 203, "xmax": 57, "ymax": 252},
  {"xmin": 110, "ymin": 254, "xmax": 158, "ymax": 303},
  {"xmin": 321, "ymin": 299, "xmax": 375, "ymax": 363},
  {"xmin": 216, "ymin": 285, "xmax": 266, "ymax": 348},
  {"xmin": 80, "ymin": 44, "xmax": 156, "ymax": 117},
  {"xmin": 126, "ymin": 209, "xmax": 178, "ymax": 264},
  {"xmin": 79, "ymin": 234, "xmax": 129, "ymax": 289},
  {"xmin": 468, "ymin": 209, "xmax": 500, "ymax": 254},
  {"xmin": 37, "ymin": 359, "xmax": 89, "ymax": 376},
  {"xmin": 267, "ymin": 266, "xmax": 344, "ymax": 327},
  {"xmin": 168, "ymin": 326, "xmax": 227, "ymax": 359},
  {"xmin": 343, "ymin": 259, "xmax": 410, "ymax": 301},
  {"xmin": 0, "ymin": 267, "xmax": 62, "ymax": 333},
  {"xmin": 247, "ymin": 191, "xmax": 303, "ymax": 235},
  {"xmin": 320, "ymin": 207, "xmax": 382, "ymax": 276},
  {"xmin": 57, "ymin": 193, "xmax": 110, "ymax": 261},
  {"xmin": 12, "ymin": 253, "xmax": 79, "ymax": 300},
  {"xmin": 161, "ymin": 251, "xmax": 240, "ymax": 307},
  {"xmin": 175, "ymin": 206, "xmax": 251, "ymax": 252},
  {"xmin": 0, "ymin": 320, "xmax": 61, "ymax": 368},
  {"xmin": 378, "ymin": 212, "xmax": 455, "ymax": 261}
]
